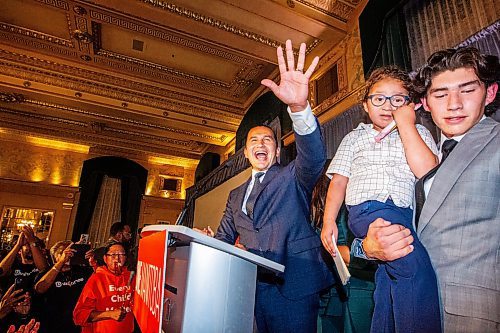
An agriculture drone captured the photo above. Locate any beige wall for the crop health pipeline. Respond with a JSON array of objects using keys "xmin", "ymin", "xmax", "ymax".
[
  {"xmin": 139, "ymin": 196, "xmax": 184, "ymax": 228},
  {"xmin": 193, "ymin": 168, "xmax": 252, "ymax": 231},
  {"xmin": 0, "ymin": 137, "xmax": 195, "ymax": 245},
  {"xmin": 0, "ymin": 138, "xmax": 87, "ymax": 187}
]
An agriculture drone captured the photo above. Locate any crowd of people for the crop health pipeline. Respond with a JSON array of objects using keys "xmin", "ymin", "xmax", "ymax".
[
  {"xmin": 0, "ymin": 223, "xmax": 137, "ymax": 333},
  {"xmin": 0, "ymin": 40, "xmax": 498, "ymax": 333}
]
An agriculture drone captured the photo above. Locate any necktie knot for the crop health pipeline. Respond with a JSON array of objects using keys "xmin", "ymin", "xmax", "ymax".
[
  {"xmin": 254, "ymin": 172, "xmax": 264, "ymax": 183},
  {"xmin": 441, "ymin": 139, "xmax": 458, "ymax": 163}
]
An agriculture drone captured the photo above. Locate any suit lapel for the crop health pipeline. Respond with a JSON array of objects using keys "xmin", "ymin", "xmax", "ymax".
[
  {"xmin": 418, "ymin": 119, "xmax": 496, "ymax": 234},
  {"xmin": 252, "ymin": 164, "xmax": 280, "ymax": 228},
  {"xmin": 232, "ymin": 179, "xmax": 254, "ymax": 225}
]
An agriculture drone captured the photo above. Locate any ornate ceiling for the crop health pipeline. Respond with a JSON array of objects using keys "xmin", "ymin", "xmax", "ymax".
[{"xmin": 0, "ymin": 0, "xmax": 364, "ymax": 165}]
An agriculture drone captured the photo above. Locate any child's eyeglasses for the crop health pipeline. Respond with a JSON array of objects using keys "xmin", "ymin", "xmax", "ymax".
[
  {"xmin": 367, "ymin": 94, "xmax": 410, "ymax": 107},
  {"xmin": 105, "ymin": 253, "xmax": 126, "ymax": 259}
]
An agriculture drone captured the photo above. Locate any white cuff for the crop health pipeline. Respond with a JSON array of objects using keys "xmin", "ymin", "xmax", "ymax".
[{"xmin": 287, "ymin": 102, "xmax": 317, "ymax": 135}]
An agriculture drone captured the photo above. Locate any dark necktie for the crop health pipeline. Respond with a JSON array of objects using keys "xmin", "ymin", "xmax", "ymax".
[
  {"xmin": 415, "ymin": 139, "xmax": 458, "ymax": 227},
  {"xmin": 246, "ymin": 172, "xmax": 264, "ymax": 219}
]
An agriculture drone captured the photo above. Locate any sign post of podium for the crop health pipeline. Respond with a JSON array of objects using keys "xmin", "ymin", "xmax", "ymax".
[{"xmin": 134, "ymin": 225, "xmax": 285, "ymax": 333}]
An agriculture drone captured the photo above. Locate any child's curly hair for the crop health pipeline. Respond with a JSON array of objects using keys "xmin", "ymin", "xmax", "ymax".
[{"xmin": 363, "ymin": 66, "xmax": 416, "ymax": 102}]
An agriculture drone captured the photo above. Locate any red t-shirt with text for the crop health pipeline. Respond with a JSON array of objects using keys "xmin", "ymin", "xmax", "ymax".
[{"xmin": 73, "ymin": 266, "xmax": 134, "ymax": 333}]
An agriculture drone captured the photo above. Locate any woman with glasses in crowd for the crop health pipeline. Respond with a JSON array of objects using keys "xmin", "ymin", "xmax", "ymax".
[{"xmin": 73, "ymin": 243, "xmax": 134, "ymax": 333}]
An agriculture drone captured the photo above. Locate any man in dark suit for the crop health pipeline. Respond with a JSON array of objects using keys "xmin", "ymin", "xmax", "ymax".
[{"xmin": 212, "ymin": 40, "xmax": 334, "ymax": 332}]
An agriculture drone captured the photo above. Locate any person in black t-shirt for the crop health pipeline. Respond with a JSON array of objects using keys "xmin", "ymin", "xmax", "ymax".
[
  {"xmin": 0, "ymin": 228, "xmax": 48, "ymax": 293},
  {"xmin": 34, "ymin": 240, "xmax": 92, "ymax": 333},
  {"xmin": 0, "ymin": 227, "xmax": 48, "ymax": 332}
]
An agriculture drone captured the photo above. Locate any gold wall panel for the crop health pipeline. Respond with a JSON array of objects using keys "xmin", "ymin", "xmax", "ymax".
[{"xmin": 0, "ymin": 138, "xmax": 87, "ymax": 187}]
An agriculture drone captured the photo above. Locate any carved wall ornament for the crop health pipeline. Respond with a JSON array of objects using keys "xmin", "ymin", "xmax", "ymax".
[
  {"xmin": 294, "ymin": 0, "xmax": 354, "ymax": 22},
  {"xmin": 71, "ymin": 30, "xmax": 94, "ymax": 44},
  {"xmin": 0, "ymin": 92, "xmax": 25, "ymax": 103},
  {"xmin": 88, "ymin": 122, "xmax": 106, "ymax": 133},
  {"xmin": 73, "ymin": 5, "xmax": 87, "ymax": 15},
  {"xmin": 310, "ymin": 54, "xmax": 349, "ymax": 115}
]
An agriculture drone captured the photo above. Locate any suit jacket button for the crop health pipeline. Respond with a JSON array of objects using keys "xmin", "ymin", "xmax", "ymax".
[{"xmin": 255, "ymin": 228, "xmax": 259, "ymax": 232}]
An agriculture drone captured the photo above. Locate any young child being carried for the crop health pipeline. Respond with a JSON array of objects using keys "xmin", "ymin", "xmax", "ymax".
[{"xmin": 321, "ymin": 66, "xmax": 441, "ymax": 333}]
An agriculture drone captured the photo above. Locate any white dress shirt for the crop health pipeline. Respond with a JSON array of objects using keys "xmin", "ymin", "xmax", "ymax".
[{"xmin": 423, "ymin": 116, "xmax": 486, "ymax": 197}]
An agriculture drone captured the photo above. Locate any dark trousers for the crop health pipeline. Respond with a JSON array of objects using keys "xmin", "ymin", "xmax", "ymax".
[
  {"xmin": 348, "ymin": 199, "xmax": 441, "ymax": 333},
  {"xmin": 255, "ymin": 282, "xmax": 319, "ymax": 333},
  {"xmin": 318, "ymin": 277, "xmax": 375, "ymax": 333}
]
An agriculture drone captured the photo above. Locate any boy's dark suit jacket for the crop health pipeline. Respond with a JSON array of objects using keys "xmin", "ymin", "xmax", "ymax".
[{"xmin": 215, "ymin": 125, "xmax": 334, "ymax": 300}]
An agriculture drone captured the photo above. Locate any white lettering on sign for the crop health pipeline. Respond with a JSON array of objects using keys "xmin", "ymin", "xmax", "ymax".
[{"xmin": 135, "ymin": 260, "xmax": 162, "ymax": 321}]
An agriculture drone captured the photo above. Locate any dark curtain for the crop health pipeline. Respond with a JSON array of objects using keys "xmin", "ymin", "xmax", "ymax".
[
  {"xmin": 359, "ymin": 0, "xmax": 412, "ymax": 76},
  {"xmin": 195, "ymin": 152, "xmax": 221, "ymax": 183},
  {"xmin": 72, "ymin": 156, "xmax": 148, "ymax": 241},
  {"xmin": 72, "ymin": 172, "xmax": 104, "ymax": 241},
  {"xmin": 120, "ymin": 176, "xmax": 143, "ymax": 232},
  {"xmin": 322, "ymin": 104, "xmax": 367, "ymax": 159}
]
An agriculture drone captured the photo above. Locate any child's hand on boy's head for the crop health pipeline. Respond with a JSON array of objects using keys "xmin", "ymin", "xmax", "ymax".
[{"xmin": 392, "ymin": 103, "xmax": 416, "ymax": 128}]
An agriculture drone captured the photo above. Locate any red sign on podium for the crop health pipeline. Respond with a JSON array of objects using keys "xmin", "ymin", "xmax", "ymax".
[{"xmin": 133, "ymin": 230, "xmax": 168, "ymax": 333}]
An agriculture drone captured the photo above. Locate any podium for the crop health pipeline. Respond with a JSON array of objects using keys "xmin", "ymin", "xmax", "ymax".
[{"xmin": 135, "ymin": 225, "xmax": 284, "ymax": 333}]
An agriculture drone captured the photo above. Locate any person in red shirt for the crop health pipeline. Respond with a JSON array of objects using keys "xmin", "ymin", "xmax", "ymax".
[{"xmin": 73, "ymin": 243, "xmax": 134, "ymax": 333}]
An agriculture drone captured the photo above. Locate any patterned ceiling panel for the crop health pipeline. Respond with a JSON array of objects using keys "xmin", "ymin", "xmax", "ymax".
[{"xmin": 0, "ymin": 0, "xmax": 364, "ymax": 162}]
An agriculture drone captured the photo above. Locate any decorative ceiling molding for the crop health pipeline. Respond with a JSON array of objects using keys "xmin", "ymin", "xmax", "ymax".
[
  {"xmin": 0, "ymin": 23, "xmax": 74, "ymax": 47},
  {"xmin": 21, "ymin": 98, "xmax": 227, "ymax": 142},
  {"xmin": 0, "ymin": 92, "xmax": 25, "ymax": 103},
  {"xmin": 34, "ymin": 0, "xmax": 70, "ymax": 11},
  {"xmin": 0, "ymin": 53, "xmax": 242, "ymax": 124},
  {"xmin": 140, "ymin": 0, "xmax": 288, "ymax": 49},
  {"xmin": 0, "ymin": 47, "xmax": 243, "ymax": 115},
  {"xmin": 0, "ymin": 0, "xmax": 367, "ymax": 164},
  {"xmin": 92, "ymin": 53, "xmax": 257, "ymax": 102},
  {"xmin": 0, "ymin": 31, "xmax": 79, "ymax": 58},
  {"xmin": 89, "ymin": 16, "xmax": 255, "ymax": 66},
  {"xmin": 0, "ymin": 107, "xmax": 206, "ymax": 159},
  {"xmin": 95, "ymin": 49, "xmax": 230, "ymax": 88},
  {"xmin": 293, "ymin": 0, "xmax": 355, "ymax": 22}
]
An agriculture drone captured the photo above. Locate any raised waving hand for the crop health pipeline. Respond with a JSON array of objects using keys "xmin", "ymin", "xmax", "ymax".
[{"xmin": 261, "ymin": 40, "xmax": 319, "ymax": 112}]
